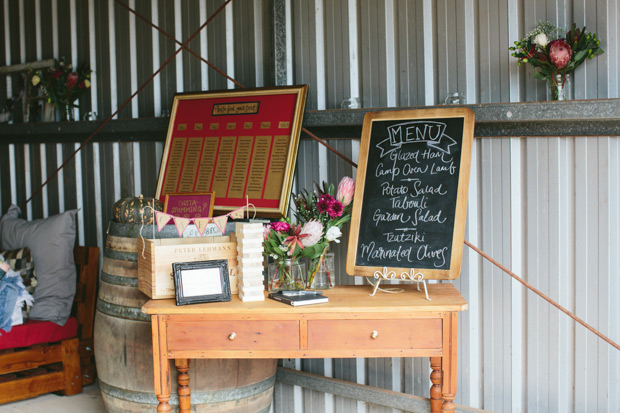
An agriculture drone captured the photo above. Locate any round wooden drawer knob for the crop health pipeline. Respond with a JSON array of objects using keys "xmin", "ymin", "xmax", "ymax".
[
  {"xmin": 371, "ymin": 330, "xmax": 379, "ymax": 339},
  {"xmin": 228, "ymin": 332, "xmax": 236, "ymax": 340}
]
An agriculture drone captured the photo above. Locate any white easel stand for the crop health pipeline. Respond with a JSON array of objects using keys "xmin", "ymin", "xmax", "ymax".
[{"xmin": 370, "ymin": 267, "xmax": 431, "ymax": 301}]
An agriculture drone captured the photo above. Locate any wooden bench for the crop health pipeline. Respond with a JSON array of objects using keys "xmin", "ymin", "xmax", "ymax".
[{"xmin": 0, "ymin": 246, "xmax": 99, "ymax": 404}]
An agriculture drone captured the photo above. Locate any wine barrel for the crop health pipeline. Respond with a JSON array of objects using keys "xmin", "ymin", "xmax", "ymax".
[{"xmin": 94, "ymin": 221, "xmax": 276, "ymax": 412}]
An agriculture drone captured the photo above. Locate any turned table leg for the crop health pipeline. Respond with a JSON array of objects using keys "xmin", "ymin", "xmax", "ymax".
[
  {"xmin": 176, "ymin": 358, "xmax": 191, "ymax": 413},
  {"xmin": 441, "ymin": 312, "xmax": 458, "ymax": 412},
  {"xmin": 429, "ymin": 357, "xmax": 443, "ymax": 413},
  {"xmin": 152, "ymin": 316, "xmax": 172, "ymax": 413}
]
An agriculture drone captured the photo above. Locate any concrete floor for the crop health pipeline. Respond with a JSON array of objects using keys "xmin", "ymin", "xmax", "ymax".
[{"xmin": 0, "ymin": 380, "xmax": 106, "ymax": 412}]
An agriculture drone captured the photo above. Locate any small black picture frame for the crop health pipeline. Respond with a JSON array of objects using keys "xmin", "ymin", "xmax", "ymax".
[{"xmin": 172, "ymin": 259, "xmax": 231, "ymax": 306}]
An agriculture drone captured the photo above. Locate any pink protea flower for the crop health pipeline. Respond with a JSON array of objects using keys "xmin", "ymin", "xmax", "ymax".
[
  {"xmin": 549, "ymin": 40, "xmax": 572, "ymax": 69},
  {"xmin": 336, "ymin": 176, "xmax": 355, "ymax": 206},
  {"xmin": 65, "ymin": 72, "xmax": 79, "ymax": 90},
  {"xmin": 263, "ymin": 225, "xmax": 271, "ymax": 241},
  {"xmin": 299, "ymin": 220, "xmax": 323, "ymax": 247},
  {"xmin": 328, "ymin": 200, "xmax": 344, "ymax": 218},
  {"xmin": 270, "ymin": 221, "xmax": 290, "ymax": 233}
]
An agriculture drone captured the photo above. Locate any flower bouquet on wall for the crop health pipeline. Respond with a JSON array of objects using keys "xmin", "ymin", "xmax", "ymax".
[
  {"xmin": 292, "ymin": 176, "xmax": 355, "ymax": 289},
  {"xmin": 30, "ymin": 57, "xmax": 92, "ymax": 120},
  {"xmin": 509, "ymin": 21, "xmax": 604, "ymax": 100}
]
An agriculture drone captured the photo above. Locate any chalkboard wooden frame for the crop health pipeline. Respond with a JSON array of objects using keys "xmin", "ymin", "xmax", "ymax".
[{"xmin": 346, "ymin": 108, "xmax": 475, "ymax": 280}]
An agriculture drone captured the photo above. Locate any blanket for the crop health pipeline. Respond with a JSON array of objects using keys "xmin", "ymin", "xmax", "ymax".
[{"xmin": 0, "ymin": 255, "xmax": 34, "ymax": 333}]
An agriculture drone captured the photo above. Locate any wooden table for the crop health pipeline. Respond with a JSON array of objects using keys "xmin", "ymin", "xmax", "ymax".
[{"xmin": 142, "ymin": 283, "xmax": 468, "ymax": 412}]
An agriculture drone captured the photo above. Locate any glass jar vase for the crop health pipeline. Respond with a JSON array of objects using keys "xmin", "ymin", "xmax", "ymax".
[
  {"xmin": 267, "ymin": 259, "xmax": 306, "ymax": 292},
  {"xmin": 547, "ymin": 73, "xmax": 572, "ymax": 101},
  {"xmin": 307, "ymin": 252, "xmax": 335, "ymax": 290}
]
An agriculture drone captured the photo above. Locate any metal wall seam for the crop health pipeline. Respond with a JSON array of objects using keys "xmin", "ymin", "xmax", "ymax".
[
  {"xmin": 18, "ymin": 0, "xmax": 24, "ymax": 63},
  {"xmin": 347, "ymin": 0, "xmax": 359, "ymax": 100},
  {"xmin": 70, "ymin": 0, "xmax": 78, "ymax": 121},
  {"xmin": 55, "ymin": 143, "xmax": 64, "ymax": 211},
  {"xmin": 509, "ymin": 137, "xmax": 524, "ymax": 412},
  {"xmin": 174, "ymin": 0, "xmax": 183, "ymax": 93},
  {"xmin": 151, "ymin": 0, "xmax": 161, "ymax": 116},
  {"xmin": 112, "ymin": 142, "xmax": 121, "ymax": 206},
  {"xmin": 463, "ymin": 0, "xmax": 476, "ymax": 104},
  {"xmin": 51, "ymin": 0, "xmax": 58, "ymax": 57},
  {"xmin": 3, "ymin": 0, "xmax": 12, "ymax": 100},
  {"xmin": 128, "ymin": 0, "xmax": 138, "ymax": 117},
  {"xmin": 108, "ymin": 0, "xmax": 118, "ymax": 118},
  {"xmin": 596, "ymin": 137, "xmax": 614, "ymax": 412},
  {"xmin": 609, "ymin": 137, "xmax": 620, "ymax": 411},
  {"xmin": 384, "ymin": 0, "xmax": 396, "ymax": 107},
  {"xmin": 93, "ymin": 142, "xmax": 105, "ymax": 273},
  {"xmin": 254, "ymin": 0, "xmax": 264, "ymax": 87},
  {"xmin": 88, "ymin": 0, "xmax": 99, "ymax": 116},
  {"xmin": 35, "ymin": 0, "xmax": 41, "ymax": 58},
  {"xmin": 225, "ymin": 2, "xmax": 234, "ymax": 89},
  {"xmin": 422, "ymin": 0, "xmax": 435, "ymax": 105},
  {"xmin": 39, "ymin": 144, "xmax": 49, "ymax": 218},
  {"xmin": 461, "ymin": 137, "xmax": 481, "ymax": 407},
  {"xmin": 74, "ymin": 142, "xmax": 85, "ymax": 245},
  {"xmin": 199, "ymin": 0, "xmax": 208, "ymax": 91}
]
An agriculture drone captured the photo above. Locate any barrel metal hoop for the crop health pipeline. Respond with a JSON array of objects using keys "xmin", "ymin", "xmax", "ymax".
[
  {"xmin": 96, "ymin": 298, "xmax": 151, "ymax": 322},
  {"xmin": 99, "ymin": 375, "xmax": 275, "ymax": 405},
  {"xmin": 99, "ymin": 380, "xmax": 163, "ymax": 405},
  {"xmin": 103, "ymin": 248, "xmax": 137, "ymax": 262},
  {"xmin": 100, "ymin": 271, "xmax": 139, "ymax": 287}
]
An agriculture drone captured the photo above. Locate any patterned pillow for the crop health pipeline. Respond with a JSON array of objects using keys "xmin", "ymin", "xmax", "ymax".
[{"xmin": 1, "ymin": 247, "xmax": 37, "ymax": 294}]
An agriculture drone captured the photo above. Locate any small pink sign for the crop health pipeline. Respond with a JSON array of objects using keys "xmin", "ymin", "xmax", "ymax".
[{"xmin": 164, "ymin": 192, "xmax": 215, "ymax": 218}]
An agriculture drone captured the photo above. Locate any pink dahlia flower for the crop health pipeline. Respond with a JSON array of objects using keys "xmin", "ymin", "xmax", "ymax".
[
  {"xmin": 270, "ymin": 221, "xmax": 291, "ymax": 233},
  {"xmin": 316, "ymin": 194, "xmax": 334, "ymax": 213},
  {"xmin": 336, "ymin": 176, "xmax": 355, "ymax": 206},
  {"xmin": 328, "ymin": 200, "xmax": 344, "ymax": 218},
  {"xmin": 299, "ymin": 220, "xmax": 323, "ymax": 247},
  {"xmin": 549, "ymin": 40, "xmax": 572, "ymax": 69}
]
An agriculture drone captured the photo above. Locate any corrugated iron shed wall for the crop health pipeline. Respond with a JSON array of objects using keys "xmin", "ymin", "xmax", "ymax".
[{"xmin": 1, "ymin": 1, "xmax": 619, "ymax": 412}]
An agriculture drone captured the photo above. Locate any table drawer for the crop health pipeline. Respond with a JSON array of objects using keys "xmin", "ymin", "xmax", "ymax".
[
  {"xmin": 168, "ymin": 320, "xmax": 300, "ymax": 351},
  {"xmin": 307, "ymin": 319, "xmax": 442, "ymax": 350}
]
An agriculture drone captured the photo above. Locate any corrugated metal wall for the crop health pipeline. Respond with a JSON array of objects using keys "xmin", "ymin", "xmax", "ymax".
[{"xmin": 1, "ymin": 1, "xmax": 619, "ymax": 412}]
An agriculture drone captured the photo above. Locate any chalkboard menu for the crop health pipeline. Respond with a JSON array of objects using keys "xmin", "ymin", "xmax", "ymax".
[{"xmin": 346, "ymin": 108, "xmax": 475, "ymax": 280}]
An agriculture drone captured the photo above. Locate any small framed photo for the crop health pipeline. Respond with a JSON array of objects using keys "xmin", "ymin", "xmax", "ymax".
[
  {"xmin": 172, "ymin": 260, "xmax": 231, "ymax": 306},
  {"xmin": 164, "ymin": 192, "xmax": 215, "ymax": 218}
]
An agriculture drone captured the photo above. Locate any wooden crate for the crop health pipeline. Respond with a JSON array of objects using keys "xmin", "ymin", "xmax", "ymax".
[{"xmin": 137, "ymin": 235, "xmax": 238, "ymax": 299}]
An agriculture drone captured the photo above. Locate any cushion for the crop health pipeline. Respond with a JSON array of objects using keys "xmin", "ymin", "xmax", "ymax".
[
  {"xmin": 1, "ymin": 247, "xmax": 37, "ymax": 294},
  {"xmin": 0, "ymin": 205, "xmax": 77, "ymax": 326},
  {"xmin": 0, "ymin": 317, "xmax": 78, "ymax": 351}
]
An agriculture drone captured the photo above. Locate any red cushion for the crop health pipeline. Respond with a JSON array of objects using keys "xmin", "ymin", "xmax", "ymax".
[{"xmin": 0, "ymin": 317, "xmax": 78, "ymax": 351}]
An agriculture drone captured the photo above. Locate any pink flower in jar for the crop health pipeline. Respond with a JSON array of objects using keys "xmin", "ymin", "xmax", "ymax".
[
  {"xmin": 299, "ymin": 220, "xmax": 323, "ymax": 247},
  {"xmin": 65, "ymin": 72, "xmax": 79, "ymax": 90},
  {"xmin": 316, "ymin": 194, "xmax": 334, "ymax": 213},
  {"xmin": 328, "ymin": 200, "xmax": 344, "ymax": 218},
  {"xmin": 270, "ymin": 221, "xmax": 291, "ymax": 233},
  {"xmin": 336, "ymin": 176, "xmax": 355, "ymax": 206},
  {"xmin": 549, "ymin": 40, "xmax": 572, "ymax": 69}
]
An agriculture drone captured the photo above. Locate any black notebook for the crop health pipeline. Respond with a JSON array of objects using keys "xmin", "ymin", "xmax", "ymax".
[{"xmin": 268, "ymin": 291, "xmax": 329, "ymax": 306}]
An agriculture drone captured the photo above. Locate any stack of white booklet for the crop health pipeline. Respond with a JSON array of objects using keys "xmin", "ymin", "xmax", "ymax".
[{"xmin": 235, "ymin": 223, "xmax": 266, "ymax": 301}]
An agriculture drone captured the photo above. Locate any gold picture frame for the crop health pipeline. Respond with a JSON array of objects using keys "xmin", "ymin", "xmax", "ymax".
[{"xmin": 155, "ymin": 85, "xmax": 308, "ymax": 218}]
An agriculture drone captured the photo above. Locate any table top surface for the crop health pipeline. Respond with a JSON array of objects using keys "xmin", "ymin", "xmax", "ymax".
[{"xmin": 142, "ymin": 283, "xmax": 468, "ymax": 315}]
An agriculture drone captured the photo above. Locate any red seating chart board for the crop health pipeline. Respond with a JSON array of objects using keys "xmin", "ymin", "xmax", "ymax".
[{"xmin": 155, "ymin": 85, "xmax": 308, "ymax": 218}]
